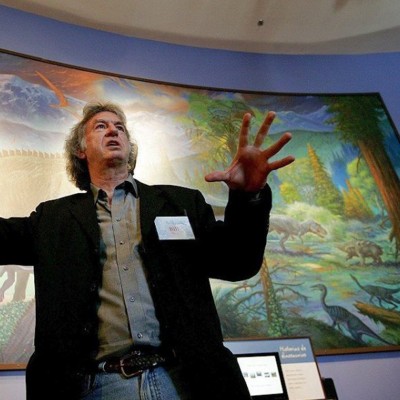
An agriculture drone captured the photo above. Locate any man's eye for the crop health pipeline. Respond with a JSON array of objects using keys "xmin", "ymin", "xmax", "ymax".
[
  {"xmin": 116, "ymin": 125, "xmax": 126, "ymax": 132},
  {"xmin": 95, "ymin": 123, "xmax": 106, "ymax": 130}
]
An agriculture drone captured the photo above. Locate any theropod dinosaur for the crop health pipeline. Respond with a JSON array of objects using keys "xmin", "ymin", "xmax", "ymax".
[
  {"xmin": 350, "ymin": 274, "xmax": 400, "ymax": 310},
  {"xmin": 269, "ymin": 215, "xmax": 327, "ymax": 252},
  {"xmin": 312, "ymin": 283, "xmax": 393, "ymax": 345}
]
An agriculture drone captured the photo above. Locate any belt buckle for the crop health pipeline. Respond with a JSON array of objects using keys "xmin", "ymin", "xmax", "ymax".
[{"xmin": 120, "ymin": 351, "xmax": 143, "ymax": 379}]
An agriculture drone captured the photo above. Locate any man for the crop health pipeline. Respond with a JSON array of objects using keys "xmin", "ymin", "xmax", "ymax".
[{"xmin": 0, "ymin": 101, "xmax": 294, "ymax": 399}]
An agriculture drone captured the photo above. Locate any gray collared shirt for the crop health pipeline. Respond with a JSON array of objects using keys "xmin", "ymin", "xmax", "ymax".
[{"xmin": 91, "ymin": 176, "xmax": 161, "ymax": 360}]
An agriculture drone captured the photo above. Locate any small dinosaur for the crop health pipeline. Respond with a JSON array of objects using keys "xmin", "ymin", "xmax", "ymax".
[
  {"xmin": 312, "ymin": 283, "xmax": 393, "ymax": 346},
  {"xmin": 350, "ymin": 274, "xmax": 400, "ymax": 309}
]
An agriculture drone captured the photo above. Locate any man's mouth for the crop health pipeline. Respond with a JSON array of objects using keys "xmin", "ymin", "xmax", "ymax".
[{"xmin": 107, "ymin": 140, "xmax": 120, "ymax": 148}]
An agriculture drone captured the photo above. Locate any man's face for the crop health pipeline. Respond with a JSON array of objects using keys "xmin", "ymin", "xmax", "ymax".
[{"xmin": 78, "ymin": 111, "xmax": 131, "ymax": 168}]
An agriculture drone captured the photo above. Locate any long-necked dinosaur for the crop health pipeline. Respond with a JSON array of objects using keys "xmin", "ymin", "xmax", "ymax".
[{"xmin": 312, "ymin": 283, "xmax": 393, "ymax": 345}]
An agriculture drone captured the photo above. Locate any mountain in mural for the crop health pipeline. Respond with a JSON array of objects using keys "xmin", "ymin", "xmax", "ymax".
[
  {"xmin": 0, "ymin": 74, "xmax": 83, "ymax": 130},
  {"xmin": 274, "ymin": 107, "xmax": 334, "ymax": 134}
]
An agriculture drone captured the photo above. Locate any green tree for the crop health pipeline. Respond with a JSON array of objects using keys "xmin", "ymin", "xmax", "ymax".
[
  {"xmin": 280, "ymin": 181, "xmax": 302, "ymax": 204},
  {"xmin": 326, "ymin": 95, "xmax": 400, "ymax": 257},
  {"xmin": 187, "ymin": 93, "xmax": 253, "ymax": 167},
  {"xmin": 307, "ymin": 144, "xmax": 344, "ymax": 215},
  {"xmin": 277, "ymin": 157, "xmax": 315, "ymax": 204},
  {"xmin": 342, "ymin": 179, "xmax": 374, "ymax": 220},
  {"xmin": 347, "ymin": 157, "xmax": 382, "ymax": 215}
]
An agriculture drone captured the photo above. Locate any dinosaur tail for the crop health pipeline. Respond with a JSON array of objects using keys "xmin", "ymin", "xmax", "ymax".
[
  {"xmin": 350, "ymin": 274, "xmax": 363, "ymax": 289},
  {"xmin": 367, "ymin": 331, "xmax": 394, "ymax": 346}
]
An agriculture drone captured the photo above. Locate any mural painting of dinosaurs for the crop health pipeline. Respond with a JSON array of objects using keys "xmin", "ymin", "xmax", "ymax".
[{"xmin": 2, "ymin": 50, "xmax": 400, "ymax": 363}]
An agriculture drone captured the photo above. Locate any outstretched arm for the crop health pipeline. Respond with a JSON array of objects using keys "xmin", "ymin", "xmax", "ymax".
[{"xmin": 204, "ymin": 111, "xmax": 295, "ymax": 192}]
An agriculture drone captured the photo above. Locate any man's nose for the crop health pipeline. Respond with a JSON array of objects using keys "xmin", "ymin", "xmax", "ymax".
[{"xmin": 106, "ymin": 123, "xmax": 119, "ymax": 136}]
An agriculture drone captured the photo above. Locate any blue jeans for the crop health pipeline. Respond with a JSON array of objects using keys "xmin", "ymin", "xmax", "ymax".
[{"xmin": 80, "ymin": 364, "xmax": 190, "ymax": 400}]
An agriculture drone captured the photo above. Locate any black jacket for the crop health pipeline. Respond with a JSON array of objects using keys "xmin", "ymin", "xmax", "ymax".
[{"xmin": 0, "ymin": 180, "xmax": 272, "ymax": 399}]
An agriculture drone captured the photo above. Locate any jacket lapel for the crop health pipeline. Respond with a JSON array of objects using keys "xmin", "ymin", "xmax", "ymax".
[
  {"xmin": 136, "ymin": 180, "xmax": 166, "ymax": 238},
  {"xmin": 67, "ymin": 192, "xmax": 100, "ymax": 247}
]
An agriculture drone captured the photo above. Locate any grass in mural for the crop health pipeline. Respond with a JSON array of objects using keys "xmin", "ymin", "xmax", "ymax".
[
  {"xmin": 0, "ymin": 300, "xmax": 35, "ymax": 363},
  {"xmin": 0, "ymin": 302, "xmax": 28, "ymax": 346}
]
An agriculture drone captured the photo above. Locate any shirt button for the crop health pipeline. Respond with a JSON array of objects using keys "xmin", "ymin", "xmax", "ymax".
[
  {"xmin": 89, "ymin": 283, "xmax": 97, "ymax": 292},
  {"xmin": 123, "ymin": 266, "xmax": 129, "ymax": 271},
  {"xmin": 129, "ymin": 296, "xmax": 135, "ymax": 302},
  {"xmin": 137, "ymin": 333, "xmax": 143, "ymax": 339},
  {"xmin": 82, "ymin": 324, "xmax": 91, "ymax": 335},
  {"xmin": 119, "ymin": 240, "xmax": 124, "ymax": 245},
  {"xmin": 116, "ymin": 217, "xmax": 121, "ymax": 222}
]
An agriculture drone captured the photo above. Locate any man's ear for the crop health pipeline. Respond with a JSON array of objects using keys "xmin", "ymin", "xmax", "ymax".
[{"xmin": 76, "ymin": 150, "xmax": 86, "ymax": 160}]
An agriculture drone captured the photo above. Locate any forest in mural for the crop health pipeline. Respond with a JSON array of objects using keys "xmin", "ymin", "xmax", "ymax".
[{"xmin": 0, "ymin": 50, "xmax": 400, "ymax": 367}]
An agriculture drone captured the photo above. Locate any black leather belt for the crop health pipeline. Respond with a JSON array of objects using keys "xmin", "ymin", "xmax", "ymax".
[{"xmin": 97, "ymin": 347, "xmax": 176, "ymax": 378}]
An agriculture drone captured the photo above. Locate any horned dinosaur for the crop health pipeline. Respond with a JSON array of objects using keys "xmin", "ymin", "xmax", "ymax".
[{"xmin": 337, "ymin": 240, "xmax": 383, "ymax": 266}]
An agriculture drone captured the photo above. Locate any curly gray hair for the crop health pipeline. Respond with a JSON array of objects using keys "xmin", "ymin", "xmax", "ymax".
[{"xmin": 64, "ymin": 101, "xmax": 138, "ymax": 190}]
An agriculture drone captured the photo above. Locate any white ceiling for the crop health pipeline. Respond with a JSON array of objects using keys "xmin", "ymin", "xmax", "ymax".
[{"xmin": 2, "ymin": 0, "xmax": 400, "ymax": 54}]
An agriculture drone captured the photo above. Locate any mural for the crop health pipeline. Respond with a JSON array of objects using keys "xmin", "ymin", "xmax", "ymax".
[{"xmin": 1, "ymin": 50, "xmax": 400, "ymax": 368}]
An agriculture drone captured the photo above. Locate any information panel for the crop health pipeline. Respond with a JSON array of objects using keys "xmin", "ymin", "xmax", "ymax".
[{"xmin": 225, "ymin": 337, "xmax": 326, "ymax": 400}]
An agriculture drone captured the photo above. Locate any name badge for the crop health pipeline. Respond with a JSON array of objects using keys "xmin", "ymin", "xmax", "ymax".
[{"xmin": 155, "ymin": 216, "xmax": 195, "ymax": 240}]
